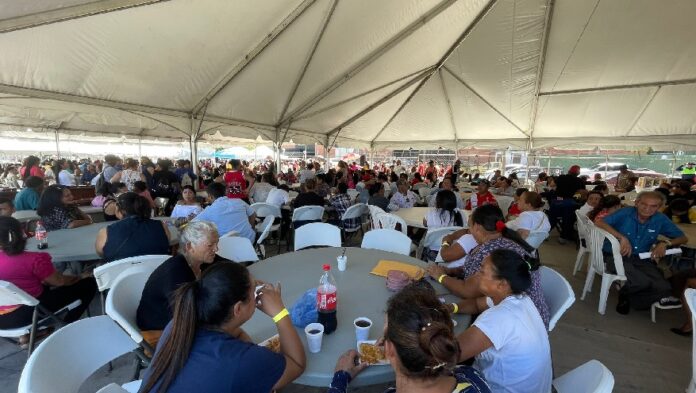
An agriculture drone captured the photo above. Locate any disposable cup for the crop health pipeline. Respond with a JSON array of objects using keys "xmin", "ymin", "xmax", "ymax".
[
  {"xmin": 353, "ymin": 317, "xmax": 372, "ymax": 342},
  {"xmin": 337, "ymin": 256, "xmax": 348, "ymax": 271},
  {"xmin": 305, "ymin": 323, "xmax": 324, "ymax": 353}
]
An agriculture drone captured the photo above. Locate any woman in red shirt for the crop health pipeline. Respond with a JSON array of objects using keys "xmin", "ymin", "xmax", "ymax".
[{"xmin": 0, "ymin": 217, "xmax": 96, "ymax": 345}]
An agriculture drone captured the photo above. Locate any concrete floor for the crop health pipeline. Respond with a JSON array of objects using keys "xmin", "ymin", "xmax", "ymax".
[{"xmin": 1, "ymin": 232, "xmax": 692, "ymax": 393}]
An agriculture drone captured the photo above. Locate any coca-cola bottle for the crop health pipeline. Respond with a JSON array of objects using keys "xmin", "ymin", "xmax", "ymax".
[
  {"xmin": 35, "ymin": 221, "xmax": 48, "ymax": 250},
  {"xmin": 317, "ymin": 264, "xmax": 337, "ymax": 334}
]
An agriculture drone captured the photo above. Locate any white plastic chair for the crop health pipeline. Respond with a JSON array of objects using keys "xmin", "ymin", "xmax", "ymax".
[
  {"xmin": 539, "ymin": 266, "xmax": 576, "ymax": 331},
  {"xmin": 0, "ymin": 281, "xmax": 81, "ymax": 356},
  {"xmin": 417, "ymin": 226, "xmax": 462, "ymax": 260},
  {"xmin": 18, "ymin": 316, "xmax": 138, "ymax": 393},
  {"xmin": 495, "ymin": 195, "xmax": 514, "ymax": 216},
  {"xmin": 362, "ymin": 229, "xmax": 412, "ymax": 256},
  {"xmin": 552, "ymin": 359, "xmax": 615, "ymax": 393},
  {"xmin": 619, "ymin": 191, "xmax": 638, "ymax": 202},
  {"xmin": 256, "ymin": 215, "xmax": 276, "ymax": 258},
  {"xmin": 340, "ymin": 203, "xmax": 367, "ymax": 236},
  {"xmin": 368, "ymin": 205, "xmax": 386, "ymax": 229},
  {"xmin": 418, "ymin": 187, "xmax": 431, "ymax": 203},
  {"xmin": 292, "ymin": 205, "xmax": 325, "ymax": 223},
  {"xmin": 346, "ymin": 189, "xmax": 360, "ymax": 202},
  {"xmin": 525, "ymin": 230, "xmax": 549, "ymax": 249},
  {"xmin": 94, "ymin": 254, "xmax": 170, "ymax": 313},
  {"xmin": 217, "ymin": 236, "xmax": 259, "ymax": 263},
  {"xmin": 97, "ymin": 381, "xmax": 142, "ymax": 393},
  {"xmin": 581, "ymin": 226, "xmax": 627, "ymax": 315},
  {"xmin": 250, "ymin": 202, "xmax": 281, "ymax": 219},
  {"xmin": 377, "ymin": 213, "xmax": 408, "ymax": 235},
  {"xmin": 685, "ymin": 288, "xmax": 696, "ymax": 393},
  {"xmin": 294, "ymin": 222, "xmax": 341, "ymax": 250},
  {"xmin": 574, "ymin": 210, "xmax": 593, "ymax": 275}
]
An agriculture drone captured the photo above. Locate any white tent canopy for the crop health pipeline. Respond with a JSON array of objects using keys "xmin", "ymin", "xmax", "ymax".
[{"xmin": 0, "ymin": 0, "xmax": 694, "ymax": 153}]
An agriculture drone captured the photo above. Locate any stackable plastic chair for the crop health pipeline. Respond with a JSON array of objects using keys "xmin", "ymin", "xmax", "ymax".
[
  {"xmin": 250, "ymin": 202, "xmax": 281, "ymax": 247},
  {"xmin": 346, "ymin": 189, "xmax": 360, "ymax": 202},
  {"xmin": 217, "ymin": 236, "xmax": 259, "ymax": 263},
  {"xmin": 539, "ymin": 266, "xmax": 576, "ymax": 331},
  {"xmin": 368, "ymin": 205, "xmax": 386, "ymax": 229},
  {"xmin": 574, "ymin": 211, "xmax": 593, "ymax": 275},
  {"xmin": 361, "ymin": 229, "xmax": 412, "ymax": 256},
  {"xmin": 18, "ymin": 316, "xmax": 138, "ymax": 393},
  {"xmin": 96, "ymin": 381, "xmax": 142, "ymax": 393},
  {"xmin": 0, "ymin": 281, "xmax": 81, "ymax": 356},
  {"xmin": 377, "ymin": 213, "xmax": 408, "ymax": 235},
  {"xmin": 256, "ymin": 215, "xmax": 276, "ymax": 258},
  {"xmin": 417, "ymin": 226, "xmax": 462, "ymax": 260},
  {"xmin": 340, "ymin": 203, "xmax": 367, "ymax": 239},
  {"xmin": 94, "ymin": 255, "xmax": 170, "ymax": 313},
  {"xmin": 495, "ymin": 195, "xmax": 514, "ymax": 216},
  {"xmin": 581, "ymin": 226, "xmax": 627, "ymax": 315},
  {"xmin": 294, "ymin": 222, "xmax": 341, "ymax": 250},
  {"xmin": 552, "ymin": 360, "xmax": 615, "ymax": 393},
  {"xmin": 685, "ymin": 288, "xmax": 696, "ymax": 393}
]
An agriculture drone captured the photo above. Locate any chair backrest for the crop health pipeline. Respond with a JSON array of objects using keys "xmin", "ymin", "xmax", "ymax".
[
  {"xmin": 342, "ymin": 203, "xmax": 366, "ymax": 221},
  {"xmin": 294, "ymin": 223, "xmax": 341, "ymax": 250},
  {"xmin": 18, "ymin": 316, "xmax": 137, "ymax": 393},
  {"xmin": 377, "ymin": 213, "xmax": 408, "ymax": 234},
  {"xmin": 552, "ymin": 359, "xmax": 615, "ymax": 393},
  {"xmin": 539, "ymin": 266, "xmax": 576, "ymax": 331},
  {"xmin": 368, "ymin": 205, "xmax": 386, "ymax": 229},
  {"xmin": 525, "ymin": 231, "xmax": 549, "ymax": 249},
  {"xmin": 422, "ymin": 226, "xmax": 462, "ymax": 250},
  {"xmin": 256, "ymin": 215, "xmax": 275, "ymax": 245},
  {"xmin": 575, "ymin": 210, "xmax": 591, "ymax": 241},
  {"xmin": 220, "ymin": 230, "xmax": 239, "ymax": 238},
  {"xmin": 0, "ymin": 281, "xmax": 39, "ymax": 307},
  {"xmin": 685, "ymin": 288, "xmax": 696, "ymax": 389},
  {"xmin": 362, "ymin": 229, "xmax": 412, "ymax": 256},
  {"xmin": 94, "ymin": 255, "xmax": 170, "ymax": 292},
  {"xmin": 292, "ymin": 205, "xmax": 325, "ymax": 222},
  {"xmin": 105, "ymin": 265, "xmax": 155, "ymax": 345},
  {"xmin": 288, "ymin": 190, "xmax": 299, "ymax": 199},
  {"xmin": 217, "ymin": 236, "xmax": 259, "ymax": 263},
  {"xmin": 250, "ymin": 202, "xmax": 281, "ymax": 218},
  {"xmin": 418, "ymin": 187, "xmax": 431, "ymax": 199},
  {"xmin": 496, "ymin": 195, "xmax": 514, "ymax": 216},
  {"xmin": 587, "ymin": 226, "xmax": 626, "ymax": 277}
]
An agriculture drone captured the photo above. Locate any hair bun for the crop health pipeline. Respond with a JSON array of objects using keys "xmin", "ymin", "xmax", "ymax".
[{"xmin": 495, "ymin": 220, "xmax": 506, "ymax": 232}]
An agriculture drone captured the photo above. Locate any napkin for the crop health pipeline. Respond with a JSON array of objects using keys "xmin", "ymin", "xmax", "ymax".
[{"xmin": 371, "ymin": 260, "xmax": 424, "ymax": 280}]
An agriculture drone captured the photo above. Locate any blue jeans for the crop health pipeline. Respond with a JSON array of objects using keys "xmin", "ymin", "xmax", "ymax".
[{"xmin": 548, "ymin": 198, "xmax": 579, "ymax": 240}]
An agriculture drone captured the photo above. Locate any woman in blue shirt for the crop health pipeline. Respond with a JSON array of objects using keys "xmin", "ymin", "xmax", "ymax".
[{"xmin": 140, "ymin": 262, "xmax": 306, "ymax": 393}]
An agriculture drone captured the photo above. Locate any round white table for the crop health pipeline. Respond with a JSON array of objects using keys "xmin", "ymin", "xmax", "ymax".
[
  {"xmin": 393, "ymin": 207, "xmax": 470, "ymax": 229},
  {"xmin": 246, "ymin": 247, "xmax": 470, "ymax": 387},
  {"xmin": 25, "ymin": 221, "xmax": 179, "ymax": 263}
]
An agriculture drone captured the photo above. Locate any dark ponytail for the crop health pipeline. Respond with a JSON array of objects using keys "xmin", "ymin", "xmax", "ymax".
[
  {"xmin": 140, "ymin": 263, "xmax": 251, "ymax": 393},
  {"xmin": 488, "ymin": 249, "xmax": 539, "ymax": 294},
  {"xmin": 0, "ymin": 217, "xmax": 26, "ymax": 256},
  {"xmin": 471, "ymin": 204, "xmax": 534, "ymax": 253},
  {"xmin": 435, "ymin": 190, "xmax": 463, "ymax": 227},
  {"xmin": 385, "ymin": 284, "xmax": 460, "ymax": 379}
]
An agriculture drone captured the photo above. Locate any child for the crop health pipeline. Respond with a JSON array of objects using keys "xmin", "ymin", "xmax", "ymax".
[{"xmin": 506, "ymin": 188, "xmax": 527, "ymax": 220}]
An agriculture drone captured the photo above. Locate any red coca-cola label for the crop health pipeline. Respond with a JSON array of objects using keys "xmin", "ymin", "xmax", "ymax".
[
  {"xmin": 317, "ymin": 291, "xmax": 337, "ymax": 311},
  {"xmin": 36, "ymin": 232, "xmax": 46, "ymax": 240}
]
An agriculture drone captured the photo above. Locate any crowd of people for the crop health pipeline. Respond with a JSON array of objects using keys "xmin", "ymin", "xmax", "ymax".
[{"xmin": 0, "ymin": 151, "xmax": 695, "ymax": 392}]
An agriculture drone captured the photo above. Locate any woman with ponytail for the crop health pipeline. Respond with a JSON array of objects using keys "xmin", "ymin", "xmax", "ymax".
[
  {"xmin": 455, "ymin": 250, "xmax": 552, "ymax": 393},
  {"xmin": 95, "ymin": 192, "xmax": 170, "ymax": 262},
  {"xmin": 328, "ymin": 283, "xmax": 490, "ymax": 393},
  {"xmin": 139, "ymin": 262, "xmax": 305, "ymax": 393},
  {"xmin": 427, "ymin": 204, "xmax": 550, "ymax": 328}
]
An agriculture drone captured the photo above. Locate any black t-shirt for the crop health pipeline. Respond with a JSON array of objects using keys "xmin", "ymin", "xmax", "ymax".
[
  {"xmin": 293, "ymin": 191, "xmax": 325, "ymax": 208},
  {"xmin": 137, "ymin": 254, "xmax": 195, "ymax": 331},
  {"xmin": 555, "ymin": 174, "xmax": 585, "ymax": 199},
  {"xmin": 152, "ymin": 170, "xmax": 180, "ymax": 197}
]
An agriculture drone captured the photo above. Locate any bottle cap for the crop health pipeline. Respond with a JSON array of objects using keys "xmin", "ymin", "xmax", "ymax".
[{"xmin": 323, "ymin": 264, "xmax": 330, "ymax": 271}]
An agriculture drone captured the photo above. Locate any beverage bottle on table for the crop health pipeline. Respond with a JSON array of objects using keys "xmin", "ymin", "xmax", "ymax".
[
  {"xmin": 35, "ymin": 222, "xmax": 48, "ymax": 250},
  {"xmin": 317, "ymin": 264, "xmax": 337, "ymax": 334}
]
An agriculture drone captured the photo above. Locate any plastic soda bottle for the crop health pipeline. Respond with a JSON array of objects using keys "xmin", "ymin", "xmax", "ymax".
[
  {"xmin": 317, "ymin": 264, "xmax": 337, "ymax": 334},
  {"xmin": 35, "ymin": 221, "xmax": 48, "ymax": 249}
]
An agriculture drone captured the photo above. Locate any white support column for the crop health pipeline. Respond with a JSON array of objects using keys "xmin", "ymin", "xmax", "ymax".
[
  {"xmin": 324, "ymin": 135, "xmax": 331, "ymax": 172},
  {"xmin": 54, "ymin": 129, "xmax": 60, "ymax": 157},
  {"xmin": 276, "ymin": 128, "xmax": 283, "ymax": 174},
  {"xmin": 190, "ymin": 134, "xmax": 199, "ymax": 176}
]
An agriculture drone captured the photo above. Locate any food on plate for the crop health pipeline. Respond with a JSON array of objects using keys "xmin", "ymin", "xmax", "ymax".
[
  {"xmin": 359, "ymin": 342, "xmax": 386, "ymax": 364},
  {"xmin": 262, "ymin": 336, "xmax": 281, "ymax": 353}
]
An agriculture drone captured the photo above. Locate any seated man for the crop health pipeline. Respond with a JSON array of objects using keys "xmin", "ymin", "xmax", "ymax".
[
  {"xmin": 595, "ymin": 191, "xmax": 688, "ymax": 314},
  {"xmin": 193, "ymin": 182, "xmax": 256, "ymax": 243},
  {"xmin": 292, "ymin": 178, "xmax": 325, "ymax": 208},
  {"xmin": 367, "ymin": 182, "xmax": 390, "ymax": 212},
  {"xmin": 136, "ymin": 221, "xmax": 218, "ymax": 348}
]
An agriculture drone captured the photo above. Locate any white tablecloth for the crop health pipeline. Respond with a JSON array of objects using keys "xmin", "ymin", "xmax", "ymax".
[{"xmin": 393, "ymin": 207, "xmax": 470, "ymax": 229}]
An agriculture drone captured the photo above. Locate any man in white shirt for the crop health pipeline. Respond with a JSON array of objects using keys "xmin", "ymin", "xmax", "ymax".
[
  {"xmin": 393, "ymin": 160, "xmax": 406, "ymax": 176},
  {"xmin": 578, "ymin": 190, "xmax": 602, "ymax": 218},
  {"xmin": 266, "ymin": 184, "xmax": 290, "ymax": 207},
  {"xmin": 298, "ymin": 163, "xmax": 315, "ymax": 183},
  {"xmin": 193, "ymin": 182, "xmax": 256, "ymax": 244}
]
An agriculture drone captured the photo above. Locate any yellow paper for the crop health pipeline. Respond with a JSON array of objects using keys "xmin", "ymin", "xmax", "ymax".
[{"xmin": 370, "ymin": 260, "xmax": 424, "ymax": 280}]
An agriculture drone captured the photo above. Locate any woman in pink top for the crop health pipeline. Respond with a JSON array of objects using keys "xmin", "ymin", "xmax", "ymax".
[
  {"xmin": 19, "ymin": 155, "xmax": 44, "ymax": 181},
  {"xmin": 0, "ymin": 217, "xmax": 96, "ymax": 345}
]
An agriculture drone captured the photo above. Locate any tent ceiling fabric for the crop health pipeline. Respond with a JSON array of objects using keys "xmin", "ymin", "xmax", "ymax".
[{"xmin": 0, "ymin": 0, "xmax": 694, "ymax": 150}]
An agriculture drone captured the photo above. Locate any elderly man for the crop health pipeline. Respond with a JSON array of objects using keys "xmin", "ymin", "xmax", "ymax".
[
  {"xmin": 596, "ymin": 191, "xmax": 688, "ymax": 314},
  {"xmin": 428, "ymin": 178, "xmax": 464, "ymax": 209}
]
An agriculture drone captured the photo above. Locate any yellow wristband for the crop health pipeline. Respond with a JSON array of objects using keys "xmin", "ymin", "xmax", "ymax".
[
  {"xmin": 451, "ymin": 303, "xmax": 459, "ymax": 314},
  {"xmin": 437, "ymin": 274, "xmax": 447, "ymax": 284},
  {"xmin": 272, "ymin": 308, "xmax": 289, "ymax": 323}
]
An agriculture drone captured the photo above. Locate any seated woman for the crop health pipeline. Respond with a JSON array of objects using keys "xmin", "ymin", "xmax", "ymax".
[
  {"xmin": 389, "ymin": 180, "xmax": 418, "ymax": 210},
  {"xmin": 136, "ymin": 221, "xmax": 217, "ymax": 347},
  {"xmin": 505, "ymin": 188, "xmax": 527, "ymax": 220},
  {"xmin": 139, "ymin": 261, "xmax": 305, "ymax": 393},
  {"xmin": 454, "ymin": 250, "xmax": 552, "ymax": 392},
  {"xmin": 170, "ymin": 185, "xmax": 203, "ymax": 220},
  {"xmin": 99, "ymin": 182, "xmax": 128, "ymax": 222},
  {"xmin": 505, "ymin": 191, "xmax": 551, "ymax": 240},
  {"xmin": 587, "ymin": 195, "xmax": 622, "ymax": 223},
  {"xmin": 328, "ymin": 283, "xmax": 491, "ymax": 393},
  {"xmin": 95, "ymin": 193, "xmax": 171, "ymax": 263},
  {"xmin": 426, "ymin": 205, "xmax": 550, "ymax": 328},
  {"xmin": 0, "ymin": 217, "xmax": 97, "ymax": 345},
  {"xmin": 37, "ymin": 185, "xmax": 93, "ymax": 231},
  {"xmin": 423, "ymin": 190, "xmax": 463, "ymax": 229}
]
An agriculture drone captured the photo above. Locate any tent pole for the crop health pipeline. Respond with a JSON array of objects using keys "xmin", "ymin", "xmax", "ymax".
[
  {"xmin": 324, "ymin": 136, "xmax": 331, "ymax": 172},
  {"xmin": 54, "ymin": 127, "xmax": 61, "ymax": 158},
  {"xmin": 605, "ymin": 152, "xmax": 609, "ymax": 181},
  {"xmin": 138, "ymin": 137, "xmax": 142, "ymax": 157}
]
